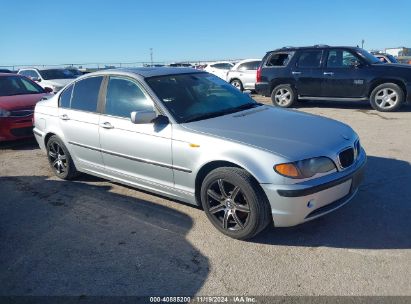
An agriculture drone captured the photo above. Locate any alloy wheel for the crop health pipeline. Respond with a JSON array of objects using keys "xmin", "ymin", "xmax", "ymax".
[
  {"xmin": 48, "ymin": 142, "xmax": 67, "ymax": 174},
  {"xmin": 206, "ymin": 178, "xmax": 251, "ymax": 231},
  {"xmin": 274, "ymin": 88, "xmax": 292, "ymax": 106},
  {"xmin": 375, "ymin": 88, "xmax": 399, "ymax": 110},
  {"xmin": 231, "ymin": 80, "xmax": 242, "ymax": 90}
]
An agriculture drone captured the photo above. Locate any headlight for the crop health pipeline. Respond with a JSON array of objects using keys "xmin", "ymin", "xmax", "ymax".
[
  {"xmin": 274, "ymin": 157, "xmax": 336, "ymax": 179},
  {"xmin": 0, "ymin": 108, "xmax": 11, "ymax": 117}
]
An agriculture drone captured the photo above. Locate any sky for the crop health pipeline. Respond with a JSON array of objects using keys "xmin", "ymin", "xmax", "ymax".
[{"xmin": 1, "ymin": 0, "xmax": 410, "ymax": 66}]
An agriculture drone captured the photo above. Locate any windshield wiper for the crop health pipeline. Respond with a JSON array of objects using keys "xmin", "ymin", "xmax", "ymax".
[
  {"xmin": 232, "ymin": 102, "xmax": 262, "ymax": 112},
  {"xmin": 182, "ymin": 103, "xmax": 261, "ymax": 123}
]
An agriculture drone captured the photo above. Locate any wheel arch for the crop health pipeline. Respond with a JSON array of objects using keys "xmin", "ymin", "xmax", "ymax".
[
  {"xmin": 229, "ymin": 77, "xmax": 242, "ymax": 84},
  {"xmin": 368, "ymin": 78, "xmax": 407, "ymax": 98},
  {"xmin": 44, "ymin": 132, "xmax": 57, "ymax": 146},
  {"xmin": 194, "ymin": 160, "xmax": 264, "ymax": 207},
  {"xmin": 270, "ymin": 78, "xmax": 297, "ymax": 94}
]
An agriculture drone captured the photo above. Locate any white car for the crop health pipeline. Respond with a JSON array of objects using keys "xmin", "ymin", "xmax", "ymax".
[
  {"xmin": 226, "ymin": 59, "xmax": 261, "ymax": 91},
  {"xmin": 18, "ymin": 68, "xmax": 77, "ymax": 93},
  {"xmin": 203, "ymin": 61, "xmax": 234, "ymax": 79}
]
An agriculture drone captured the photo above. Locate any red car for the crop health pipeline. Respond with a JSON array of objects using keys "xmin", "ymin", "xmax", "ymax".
[{"xmin": 0, "ymin": 73, "xmax": 52, "ymax": 142}]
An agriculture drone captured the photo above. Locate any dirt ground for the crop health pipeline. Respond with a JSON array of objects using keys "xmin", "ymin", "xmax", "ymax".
[{"xmin": 1, "ymin": 97, "xmax": 410, "ymax": 296}]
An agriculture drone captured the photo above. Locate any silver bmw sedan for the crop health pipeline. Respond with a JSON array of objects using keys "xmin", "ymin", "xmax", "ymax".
[{"xmin": 33, "ymin": 68, "xmax": 366, "ymax": 240}]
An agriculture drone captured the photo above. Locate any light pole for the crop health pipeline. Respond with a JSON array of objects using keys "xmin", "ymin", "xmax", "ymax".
[
  {"xmin": 150, "ymin": 48, "xmax": 153, "ymax": 66},
  {"xmin": 361, "ymin": 39, "xmax": 365, "ymax": 49}
]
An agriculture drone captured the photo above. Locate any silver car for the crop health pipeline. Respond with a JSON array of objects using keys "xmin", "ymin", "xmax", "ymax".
[
  {"xmin": 33, "ymin": 68, "xmax": 366, "ymax": 240},
  {"xmin": 226, "ymin": 59, "xmax": 261, "ymax": 91}
]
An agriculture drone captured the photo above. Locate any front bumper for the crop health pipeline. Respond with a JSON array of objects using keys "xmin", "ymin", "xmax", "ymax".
[
  {"xmin": 33, "ymin": 127, "xmax": 47, "ymax": 151},
  {"xmin": 261, "ymin": 149, "xmax": 366, "ymax": 227},
  {"xmin": 406, "ymin": 83, "xmax": 411, "ymax": 103},
  {"xmin": 0, "ymin": 117, "xmax": 34, "ymax": 142}
]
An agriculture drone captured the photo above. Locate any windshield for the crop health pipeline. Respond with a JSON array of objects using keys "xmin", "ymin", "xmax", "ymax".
[
  {"xmin": 39, "ymin": 69, "xmax": 77, "ymax": 80},
  {"xmin": 0, "ymin": 75, "xmax": 44, "ymax": 96},
  {"xmin": 67, "ymin": 69, "xmax": 83, "ymax": 77},
  {"xmin": 146, "ymin": 73, "xmax": 260, "ymax": 123},
  {"xmin": 356, "ymin": 48, "xmax": 381, "ymax": 64}
]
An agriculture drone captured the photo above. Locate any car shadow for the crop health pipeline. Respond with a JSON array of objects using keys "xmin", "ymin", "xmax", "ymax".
[
  {"xmin": 0, "ymin": 137, "xmax": 38, "ymax": 151},
  {"xmin": 0, "ymin": 175, "xmax": 209, "ymax": 296},
  {"xmin": 252, "ymin": 155, "xmax": 411, "ymax": 249}
]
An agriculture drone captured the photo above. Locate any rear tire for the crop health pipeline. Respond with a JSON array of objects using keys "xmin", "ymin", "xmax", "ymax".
[
  {"xmin": 271, "ymin": 84, "xmax": 296, "ymax": 108},
  {"xmin": 230, "ymin": 79, "xmax": 243, "ymax": 91},
  {"xmin": 46, "ymin": 135, "xmax": 79, "ymax": 180},
  {"xmin": 370, "ymin": 83, "xmax": 403, "ymax": 112},
  {"xmin": 200, "ymin": 167, "xmax": 271, "ymax": 240}
]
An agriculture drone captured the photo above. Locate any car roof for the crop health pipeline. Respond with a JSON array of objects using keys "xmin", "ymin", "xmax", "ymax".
[
  {"xmin": 0, "ymin": 73, "xmax": 19, "ymax": 77},
  {"xmin": 236, "ymin": 58, "xmax": 261, "ymax": 63},
  {"xmin": 207, "ymin": 61, "xmax": 234, "ymax": 65},
  {"xmin": 83, "ymin": 67, "xmax": 204, "ymax": 78},
  {"xmin": 18, "ymin": 67, "xmax": 69, "ymax": 71},
  {"xmin": 267, "ymin": 45, "xmax": 360, "ymax": 53}
]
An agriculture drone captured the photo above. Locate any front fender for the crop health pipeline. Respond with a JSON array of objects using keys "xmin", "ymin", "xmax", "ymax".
[{"xmin": 171, "ymin": 132, "xmax": 287, "ymax": 195}]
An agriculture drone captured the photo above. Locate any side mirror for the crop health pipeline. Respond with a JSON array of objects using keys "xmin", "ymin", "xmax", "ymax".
[
  {"xmin": 32, "ymin": 77, "xmax": 41, "ymax": 82},
  {"xmin": 130, "ymin": 110, "xmax": 157, "ymax": 124},
  {"xmin": 44, "ymin": 87, "xmax": 53, "ymax": 93}
]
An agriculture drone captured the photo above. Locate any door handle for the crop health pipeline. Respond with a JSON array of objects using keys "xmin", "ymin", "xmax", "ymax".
[
  {"xmin": 100, "ymin": 122, "xmax": 114, "ymax": 129},
  {"xmin": 292, "ymin": 71, "xmax": 302, "ymax": 75},
  {"xmin": 323, "ymin": 72, "xmax": 334, "ymax": 76},
  {"xmin": 59, "ymin": 114, "xmax": 70, "ymax": 120}
]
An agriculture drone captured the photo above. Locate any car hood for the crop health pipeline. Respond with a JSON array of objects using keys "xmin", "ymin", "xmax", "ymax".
[
  {"xmin": 0, "ymin": 93, "xmax": 49, "ymax": 110},
  {"xmin": 43, "ymin": 79, "xmax": 73, "ymax": 87},
  {"xmin": 181, "ymin": 105, "xmax": 356, "ymax": 160}
]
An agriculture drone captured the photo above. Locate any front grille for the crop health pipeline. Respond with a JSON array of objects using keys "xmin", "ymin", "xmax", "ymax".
[
  {"xmin": 339, "ymin": 147, "xmax": 354, "ymax": 168},
  {"xmin": 10, "ymin": 127, "xmax": 34, "ymax": 137}
]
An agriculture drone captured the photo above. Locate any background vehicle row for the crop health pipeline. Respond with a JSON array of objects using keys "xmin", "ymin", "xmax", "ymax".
[{"xmin": 255, "ymin": 45, "xmax": 411, "ymax": 112}]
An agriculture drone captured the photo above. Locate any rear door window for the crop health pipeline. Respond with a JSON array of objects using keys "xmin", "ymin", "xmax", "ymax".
[
  {"xmin": 296, "ymin": 50, "xmax": 323, "ymax": 68},
  {"xmin": 266, "ymin": 53, "xmax": 293, "ymax": 67},
  {"xmin": 70, "ymin": 76, "xmax": 103, "ymax": 112},
  {"xmin": 211, "ymin": 63, "xmax": 233, "ymax": 69},
  {"xmin": 238, "ymin": 61, "xmax": 261, "ymax": 71},
  {"xmin": 59, "ymin": 84, "xmax": 74, "ymax": 108}
]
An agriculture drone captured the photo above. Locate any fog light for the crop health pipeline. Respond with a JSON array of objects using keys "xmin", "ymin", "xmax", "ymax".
[{"xmin": 307, "ymin": 200, "xmax": 315, "ymax": 208}]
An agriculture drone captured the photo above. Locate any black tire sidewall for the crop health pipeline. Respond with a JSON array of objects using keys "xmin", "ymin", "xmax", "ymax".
[
  {"xmin": 230, "ymin": 79, "xmax": 243, "ymax": 91},
  {"xmin": 271, "ymin": 84, "xmax": 296, "ymax": 108},
  {"xmin": 46, "ymin": 136, "xmax": 77, "ymax": 180},
  {"xmin": 370, "ymin": 83, "xmax": 404, "ymax": 112},
  {"xmin": 200, "ymin": 167, "xmax": 269, "ymax": 240}
]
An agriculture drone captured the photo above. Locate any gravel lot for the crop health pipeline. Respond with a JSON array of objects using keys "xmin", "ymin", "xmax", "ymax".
[{"xmin": 1, "ymin": 97, "xmax": 410, "ymax": 296}]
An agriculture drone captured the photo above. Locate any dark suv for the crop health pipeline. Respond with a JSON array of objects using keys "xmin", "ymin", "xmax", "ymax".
[{"xmin": 255, "ymin": 45, "xmax": 411, "ymax": 112}]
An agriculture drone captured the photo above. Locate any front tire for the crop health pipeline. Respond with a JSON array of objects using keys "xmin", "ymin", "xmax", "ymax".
[
  {"xmin": 200, "ymin": 167, "xmax": 271, "ymax": 240},
  {"xmin": 370, "ymin": 83, "xmax": 404, "ymax": 112},
  {"xmin": 271, "ymin": 84, "xmax": 296, "ymax": 108},
  {"xmin": 46, "ymin": 135, "xmax": 78, "ymax": 180}
]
